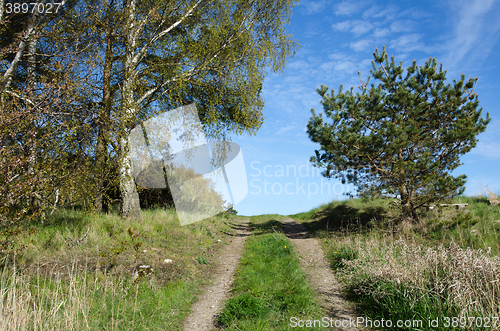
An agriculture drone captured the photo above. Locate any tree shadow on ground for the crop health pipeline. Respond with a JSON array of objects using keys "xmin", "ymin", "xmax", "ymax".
[
  {"xmin": 466, "ymin": 196, "xmax": 490, "ymax": 204},
  {"xmin": 300, "ymin": 203, "xmax": 386, "ymax": 236},
  {"xmin": 248, "ymin": 219, "xmax": 283, "ymax": 236},
  {"xmin": 23, "ymin": 209, "xmax": 91, "ymax": 231}
]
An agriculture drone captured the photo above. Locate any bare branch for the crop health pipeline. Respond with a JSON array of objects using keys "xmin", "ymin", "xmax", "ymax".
[
  {"xmin": 131, "ymin": 0, "xmax": 202, "ymax": 67},
  {"xmin": 0, "ymin": 0, "xmax": 46, "ymax": 92},
  {"xmin": 4, "ymin": 90, "xmax": 35, "ymax": 106},
  {"xmin": 135, "ymin": 68, "xmax": 195, "ymax": 106}
]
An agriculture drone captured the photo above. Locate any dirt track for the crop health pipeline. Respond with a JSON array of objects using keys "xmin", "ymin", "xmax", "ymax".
[
  {"xmin": 281, "ymin": 217, "xmax": 362, "ymax": 330},
  {"xmin": 183, "ymin": 218, "xmax": 250, "ymax": 331}
]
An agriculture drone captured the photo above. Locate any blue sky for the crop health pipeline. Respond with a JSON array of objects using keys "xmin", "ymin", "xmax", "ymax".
[{"xmin": 231, "ymin": 0, "xmax": 500, "ymax": 216}]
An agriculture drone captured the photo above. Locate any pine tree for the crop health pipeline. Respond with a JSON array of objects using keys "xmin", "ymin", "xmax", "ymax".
[{"xmin": 307, "ymin": 46, "xmax": 490, "ymax": 220}]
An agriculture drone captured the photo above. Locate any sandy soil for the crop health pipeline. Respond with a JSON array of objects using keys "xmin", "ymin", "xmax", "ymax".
[
  {"xmin": 281, "ymin": 217, "xmax": 363, "ymax": 331},
  {"xmin": 183, "ymin": 218, "xmax": 251, "ymax": 331}
]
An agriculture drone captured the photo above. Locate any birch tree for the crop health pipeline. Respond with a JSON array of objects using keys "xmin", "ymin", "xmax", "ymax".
[{"xmin": 116, "ymin": 0, "xmax": 298, "ymax": 218}]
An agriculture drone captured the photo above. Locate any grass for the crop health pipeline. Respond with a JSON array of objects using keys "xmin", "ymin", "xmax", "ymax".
[
  {"xmin": 0, "ymin": 207, "xmax": 237, "ymax": 330},
  {"xmin": 291, "ymin": 196, "xmax": 500, "ymax": 330},
  {"xmin": 4, "ymin": 195, "xmax": 499, "ymax": 329},
  {"xmin": 215, "ymin": 215, "xmax": 325, "ymax": 331}
]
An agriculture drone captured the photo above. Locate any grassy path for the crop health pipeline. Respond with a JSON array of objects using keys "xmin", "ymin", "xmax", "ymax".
[{"xmin": 214, "ymin": 216, "xmax": 332, "ymax": 330}]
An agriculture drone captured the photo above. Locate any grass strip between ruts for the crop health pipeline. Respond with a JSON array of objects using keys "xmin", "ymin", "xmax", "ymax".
[{"xmin": 217, "ymin": 218, "xmax": 327, "ymax": 330}]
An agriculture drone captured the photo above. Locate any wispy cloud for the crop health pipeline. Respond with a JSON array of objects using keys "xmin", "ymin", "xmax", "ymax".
[
  {"xmin": 472, "ymin": 141, "xmax": 500, "ymax": 159},
  {"xmin": 334, "ymin": 0, "xmax": 366, "ymax": 16},
  {"xmin": 287, "ymin": 60, "xmax": 312, "ymax": 71},
  {"xmin": 350, "ymin": 39, "xmax": 373, "ymax": 52},
  {"xmin": 399, "ymin": 7, "xmax": 433, "ymax": 20},
  {"xmin": 470, "ymin": 119, "xmax": 500, "ymax": 159},
  {"xmin": 275, "ymin": 124, "xmax": 298, "ymax": 136},
  {"xmin": 363, "ymin": 5, "xmax": 399, "ymax": 20},
  {"xmin": 389, "ymin": 33, "xmax": 426, "ymax": 53},
  {"xmin": 390, "ymin": 20, "xmax": 416, "ymax": 33},
  {"xmin": 328, "ymin": 52, "xmax": 350, "ymax": 61},
  {"xmin": 351, "ymin": 20, "xmax": 374, "ymax": 35},
  {"xmin": 300, "ymin": 0, "xmax": 328, "ymax": 15},
  {"xmin": 302, "ymin": 24, "xmax": 323, "ymax": 38},
  {"xmin": 373, "ymin": 27, "xmax": 391, "ymax": 37},
  {"xmin": 443, "ymin": 0, "xmax": 500, "ymax": 69},
  {"xmin": 332, "ymin": 20, "xmax": 374, "ymax": 36},
  {"xmin": 332, "ymin": 21, "xmax": 351, "ymax": 32}
]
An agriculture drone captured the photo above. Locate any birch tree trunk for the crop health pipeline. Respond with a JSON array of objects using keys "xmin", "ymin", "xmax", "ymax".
[
  {"xmin": 119, "ymin": 0, "xmax": 141, "ymax": 218},
  {"xmin": 115, "ymin": 0, "xmax": 296, "ymax": 218},
  {"xmin": 0, "ymin": 0, "xmax": 44, "ymax": 92},
  {"xmin": 26, "ymin": 33, "xmax": 39, "ymax": 213}
]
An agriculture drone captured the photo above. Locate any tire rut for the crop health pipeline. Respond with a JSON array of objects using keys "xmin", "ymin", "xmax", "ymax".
[
  {"xmin": 183, "ymin": 217, "xmax": 251, "ymax": 331},
  {"xmin": 281, "ymin": 217, "xmax": 363, "ymax": 330}
]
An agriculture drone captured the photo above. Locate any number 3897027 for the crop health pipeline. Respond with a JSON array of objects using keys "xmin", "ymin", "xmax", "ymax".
[{"xmin": 5, "ymin": 2, "xmax": 64, "ymax": 14}]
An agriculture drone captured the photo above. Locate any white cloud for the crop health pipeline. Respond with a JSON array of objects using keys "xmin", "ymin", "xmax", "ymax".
[
  {"xmin": 390, "ymin": 20, "xmax": 416, "ymax": 33},
  {"xmin": 443, "ymin": 0, "xmax": 500, "ymax": 69},
  {"xmin": 351, "ymin": 20, "xmax": 374, "ymax": 35},
  {"xmin": 470, "ymin": 119, "xmax": 500, "ymax": 159},
  {"xmin": 332, "ymin": 21, "xmax": 352, "ymax": 32},
  {"xmin": 275, "ymin": 124, "xmax": 298, "ymax": 136},
  {"xmin": 335, "ymin": 60, "xmax": 358, "ymax": 73},
  {"xmin": 350, "ymin": 39, "xmax": 373, "ymax": 52},
  {"xmin": 287, "ymin": 60, "xmax": 311, "ymax": 71},
  {"xmin": 360, "ymin": 58, "xmax": 373, "ymax": 67},
  {"xmin": 389, "ymin": 34, "xmax": 425, "ymax": 52},
  {"xmin": 373, "ymin": 27, "xmax": 391, "ymax": 37},
  {"xmin": 363, "ymin": 5, "xmax": 399, "ymax": 20},
  {"xmin": 300, "ymin": 0, "xmax": 328, "ymax": 15},
  {"xmin": 335, "ymin": 0, "xmax": 364, "ymax": 16},
  {"xmin": 332, "ymin": 20, "xmax": 374, "ymax": 36},
  {"xmin": 302, "ymin": 24, "xmax": 322, "ymax": 38},
  {"xmin": 399, "ymin": 8, "xmax": 433, "ymax": 20},
  {"xmin": 472, "ymin": 141, "xmax": 500, "ymax": 159},
  {"xmin": 328, "ymin": 52, "xmax": 350, "ymax": 60}
]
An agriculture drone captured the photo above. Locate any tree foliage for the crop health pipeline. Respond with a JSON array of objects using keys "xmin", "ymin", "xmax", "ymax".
[
  {"xmin": 307, "ymin": 46, "xmax": 490, "ymax": 220},
  {"xmin": 0, "ymin": 0, "xmax": 299, "ymax": 228},
  {"xmin": 115, "ymin": 0, "xmax": 299, "ymax": 218}
]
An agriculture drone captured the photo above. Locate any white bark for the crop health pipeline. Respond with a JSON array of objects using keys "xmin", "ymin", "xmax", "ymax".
[
  {"xmin": 50, "ymin": 189, "xmax": 59, "ymax": 215},
  {"xmin": 0, "ymin": 0, "xmax": 44, "ymax": 92},
  {"xmin": 119, "ymin": 0, "xmax": 141, "ymax": 218},
  {"xmin": 0, "ymin": 0, "xmax": 5, "ymax": 22}
]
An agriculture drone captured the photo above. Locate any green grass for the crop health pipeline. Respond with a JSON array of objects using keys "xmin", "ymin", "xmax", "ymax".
[
  {"xmin": 290, "ymin": 196, "xmax": 500, "ymax": 331},
  {"xmin": 216, "ymin": 216, "xmax": 325, "ymax": 331},
  {"xmin": 0, "ymin": 207, "xmax": 238, "ymax": 330},
  {"xmin": 291, "ymin": 196, "xmax": 500, "ymax": 254}
]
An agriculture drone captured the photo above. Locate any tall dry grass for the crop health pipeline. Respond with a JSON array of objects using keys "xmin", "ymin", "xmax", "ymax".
[
  {"xmin": 0, "ymin": 208, "xmax": 236, "ymax": 330},
  {"xmin": 0, "ymin": 259, "xmax": 94, "ymax": 331},
  {"xmin": 340, "ymin": 235, "xmax": 500, "ymax": 325}
]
